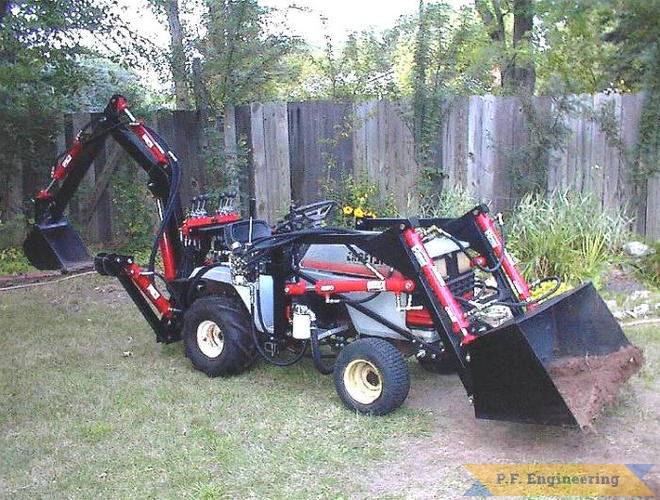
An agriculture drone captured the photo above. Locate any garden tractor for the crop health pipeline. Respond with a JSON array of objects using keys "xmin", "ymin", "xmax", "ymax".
[{"xmin": 23, "ymin": 95, "xmax": 643, "ymax": 428}]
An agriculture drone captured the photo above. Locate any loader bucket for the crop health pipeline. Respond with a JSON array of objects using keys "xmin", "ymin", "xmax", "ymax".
[
  {"xmin": 468, "ymin": 282, "xmax": 643, "ymax": 428},
  {"xmin": 23, "ymin": 220, "xmax": 92, "ymax": 272}
]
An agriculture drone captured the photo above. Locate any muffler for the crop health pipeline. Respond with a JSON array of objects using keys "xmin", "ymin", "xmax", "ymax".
[
  {"xmin": 467, "ymin": 282, "xmax": 643, "ymax": 428},
  {"xmin": 23, "ymin": 219, "xmax": 92, "ymax": 272}
]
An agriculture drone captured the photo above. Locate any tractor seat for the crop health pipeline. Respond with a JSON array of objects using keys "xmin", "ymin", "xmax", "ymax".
[{"xmin": 223, "ymin": 219, "xmax": 271, "ymax": 246}]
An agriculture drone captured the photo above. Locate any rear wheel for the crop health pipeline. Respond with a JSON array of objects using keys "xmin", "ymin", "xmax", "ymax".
[
  {"xmin": 333, "ymin": 338, "xmax": 410, "ymax": 415},
  {"xmin": 182, "ymin": 295, "xmax": 256, "ymax": 377}
]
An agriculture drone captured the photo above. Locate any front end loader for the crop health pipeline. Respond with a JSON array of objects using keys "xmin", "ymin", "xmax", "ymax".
[{"xmin": 22, "ymin": 95, "xmax": 643, "ymax": 428}]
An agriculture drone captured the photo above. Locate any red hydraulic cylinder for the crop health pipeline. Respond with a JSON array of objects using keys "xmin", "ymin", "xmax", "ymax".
[
  {"xmin": 124, "ymin": 262, "xmax": 174, "ymax": 318},
  {"xmin": 284, "ymin": 278, "xmax": 415, "ymax": 296},
  {"xmin": 474, "ymin": 212, "xmax": 533, "ymax": 306},
  {"xmin": 402, "ymin": 227, "xmax": 476, "ymax": 344}
]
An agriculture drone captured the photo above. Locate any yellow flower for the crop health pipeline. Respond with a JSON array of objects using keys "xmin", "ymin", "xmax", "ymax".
[
  {"xmin": 365, "ymin": 211, "xmax": 376, "ymax": 218},
  {"xmin": 354, "ymin": 207, "xmax": 365, "ymax": 218},
  {"xmin": 342, "ymin": 206, "xmax": 354, "ymax": 215}
]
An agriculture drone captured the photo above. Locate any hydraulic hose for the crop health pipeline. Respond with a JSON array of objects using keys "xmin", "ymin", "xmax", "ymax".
[
  {"xmin": 310, "ymin": 327, "xmax": 334, "ymax": 375},
  {"xmin": 146, "ymin": 126, "xmax": 182, "ymax": 276},
  {"xmin": 250, "ymin": 300, "xmax": 308, "ymax": 366}
]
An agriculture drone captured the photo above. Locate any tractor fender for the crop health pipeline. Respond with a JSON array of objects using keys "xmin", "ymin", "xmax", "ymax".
[{"xmin": 193, "ymin": 265, "xmax": 275, "ymax": 334}]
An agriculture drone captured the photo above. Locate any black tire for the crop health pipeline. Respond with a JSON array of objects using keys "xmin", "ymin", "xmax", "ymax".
[
  {"xmin": 182, "ymin": 295, "xmax": 256, "ymax": 377},
  {"xmin": 333, "ymin": 338, "xmax": 410, "ymax": 415}
]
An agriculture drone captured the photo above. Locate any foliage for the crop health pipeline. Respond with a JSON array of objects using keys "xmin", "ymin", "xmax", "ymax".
[
  {"xmin": 535, "ymin": 0, "xmax": 618, "ymax": 94},
  {"xmin": 304, "ymin": 27, "xmax": 401, "ymax": 100},
  {"xmin": 601, "ymin": 0, "xmax": 660, "ymax": 194},
  {"xmin": 323, "ymin": 169, "xmax": 395, "ymax": 227},
  {"xmin": 604, "ymin": 0, "xmax": 660, "ymax": 91},
  {"xmin": 0, "ymin": 0, "xmax": 155, "ymax": 229},
  {"xmin": 631, "ymin": 241, "xmax": 660, "ymax": 290},
  {"xmin": 506, "ymin": 190, "xmax": 633, "ymax": 287},
  {"xmin": 67, "ymin": 58, "xmax": 152, "ymax": 112},
  {"xmin": 473, "ymin": 0, "xmax": 536, "ymax": 95},
  {"xmin": 201, "ymin": 120, "xmax": 251, "ymax": 215},
  {"xmin": 199, "ymin": 0, "xmax": 303, "ymax": 107},
  {"xmin": 108, "ymin": 165, "xmax": 156, "ymax": 253},
  {"xmin": 418, "ymin": 184, "xmax": 478, "ymax": 218},
  {"xmin": 0, "ymin": 247, "xmax": 33, "ymax": 275}
]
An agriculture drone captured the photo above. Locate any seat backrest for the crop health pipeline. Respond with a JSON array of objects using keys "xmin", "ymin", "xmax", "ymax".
[{"xmin": 223, "ymin": 219, "xmax": 271, "ymax": 245}]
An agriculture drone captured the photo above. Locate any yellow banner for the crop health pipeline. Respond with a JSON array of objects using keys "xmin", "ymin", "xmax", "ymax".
[{"xmin": 464, "ymin": 464, "xmax": 656, "ymax": 497}]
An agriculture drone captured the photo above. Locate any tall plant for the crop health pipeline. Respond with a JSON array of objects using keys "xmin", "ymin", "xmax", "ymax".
[{"xmin": 507, "ymin": 190, "xmax": 632, "ymax": 287}]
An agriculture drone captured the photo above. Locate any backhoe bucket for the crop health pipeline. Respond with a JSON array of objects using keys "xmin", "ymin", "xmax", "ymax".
[
  {"xmin": 23, "ymin": 220, "xmax": 92, "ymax": 272},
  {"xmin": 468, "ymin": 282, "xmax": 643, "ymax": 428}
]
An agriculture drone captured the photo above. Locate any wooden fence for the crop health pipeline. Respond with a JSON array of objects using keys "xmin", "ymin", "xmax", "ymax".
[{"xmin": 5, "ymin": 92, "xmax": 658, "ymax": 244}]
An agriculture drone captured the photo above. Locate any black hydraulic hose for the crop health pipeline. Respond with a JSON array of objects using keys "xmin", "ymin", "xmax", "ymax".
[
  {"xmin": 146, "ymin": 127, "xmax": 182, "ymax": 275},
  {"xmin": 250, "ymin": 301, "xmax": 308, "ymax": 366},
  {"xmin": 310, "ymin": 328, "xmax": 334, "ymax": 375},
  {"xmin": 491, "ymin": 276, "xmax": 562, "ymax": 308}
]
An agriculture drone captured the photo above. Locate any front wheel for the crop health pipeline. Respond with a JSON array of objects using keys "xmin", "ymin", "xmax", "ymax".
[
  {"xmin": 182, "ymin": 295, "xmax": 256, "ymax": 377},
  {"xmin": 333, "ymin": 338, "xmax": 410, "ymax": 415}
]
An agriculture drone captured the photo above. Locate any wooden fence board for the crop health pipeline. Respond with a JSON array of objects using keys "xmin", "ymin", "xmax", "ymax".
[
  {"xmin": 620, "ymin": 93, "xmax": 646, "ymax": 233},
  {"xmin": 647, "ymin": 173, "xmax": 660, "ymax": 241},
  {"xmin": 12, "ymin": 93, "xmax": 656, "ymax": 244}
]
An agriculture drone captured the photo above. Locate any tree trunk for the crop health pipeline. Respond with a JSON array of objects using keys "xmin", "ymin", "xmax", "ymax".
[
  {"xmin": 166, "ymin": 0, "xmax": 190, "ymax": 109},
  {"xmin": 475, "ymin": 0, "xmax": 536, "ymax": 95},
  {"xmin": 507, "ymin": 0, "xmax": 535, "ymax": 95}
]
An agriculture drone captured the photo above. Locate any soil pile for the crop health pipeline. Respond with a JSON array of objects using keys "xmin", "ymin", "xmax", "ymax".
[{"xmin": 549, "ymin": 345, "xmax": 644, "ymax": 429}]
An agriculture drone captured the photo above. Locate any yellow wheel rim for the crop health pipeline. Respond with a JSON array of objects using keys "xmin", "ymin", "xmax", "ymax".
[
  {"xmin": 343, "ymin": 359, "xmax": 383, "ymax": 405},
  {"xmin": 196, "ymin": 320, "xmax": 224, "ymax": 358}
]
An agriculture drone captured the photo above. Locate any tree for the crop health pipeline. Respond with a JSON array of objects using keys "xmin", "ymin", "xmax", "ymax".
[
  {"xmin": 474, "ymin": 0, "xmax": 535, "ymax": 94},
  {"xmin": 148, "ymin": 0, "xmax": 191, "ymax": 109},
  {"xmin": 534, "ymin": 0, "xmax": 618, "ymax": 94},
  {"xmin": 199, "ymin": 0, "xmax": 301, "ymax": 107},
  {"xmin": 0, "ymin": 0, "xmax": 149, "ymax": 238},
  {"xmin": 606, "ymin": 0, "xmax": 660, "ymax": 183}
]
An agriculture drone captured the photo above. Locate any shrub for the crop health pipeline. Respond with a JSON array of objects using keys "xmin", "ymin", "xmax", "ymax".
[
  {"xmin": 418, "ymin": 184, "xmax": 477, "ymax": 218},
  {"xmin": 506, "ymin": 190, "xmax": 632, "ymax": 287},
  {"xmin": 0, "ymin": 247, "xmax": 33, "ymax": 275}
]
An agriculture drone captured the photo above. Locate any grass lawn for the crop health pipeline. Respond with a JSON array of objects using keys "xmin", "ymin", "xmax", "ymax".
[
  {"xmin": 1, "ymin": 274, "xmax": 658, "ymax": 499},
  {"xmin": 0, "ymin": 275, "xmax": 433, "ymax": 499}
]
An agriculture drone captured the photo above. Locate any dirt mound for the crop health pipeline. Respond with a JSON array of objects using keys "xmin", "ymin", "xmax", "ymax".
[{"xmin": 549, "ymin": 345, "xmax": 644, "ymax": 429}]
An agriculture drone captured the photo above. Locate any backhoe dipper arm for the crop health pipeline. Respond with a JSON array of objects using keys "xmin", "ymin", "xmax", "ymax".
[
  {"xmin": 34, "ymin": 95, "xmax": 177, "ymax": 224},
  {"xmin": 31, "ymin": 95, "xmax": 184, "ymax": 276},
  {"xmin": 26, "ymin": 95, "xmax": 185, "ymax": 341},
  {"xmin": 34, "ymin": 117, "xmax": 115, "ymax": 224}
]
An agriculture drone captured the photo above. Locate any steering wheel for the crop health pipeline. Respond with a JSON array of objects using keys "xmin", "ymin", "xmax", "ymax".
[{"xmin": 274, "ymin": 200, "xmax": 335, "ymax": 233}]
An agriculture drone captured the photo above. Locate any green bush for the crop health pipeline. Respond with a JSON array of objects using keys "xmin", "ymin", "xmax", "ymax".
[
  {"xmin": 506, "ymin": 190, "xmax": 632, "ymax": 287},
  {"xmin": 418, "ymin": 184, "xmax": 477, "ymax": 218},
  {"xmin": 632, "ymin": 241, "xmax": 660, "ymax": 289},
  {"xmin": 0, "ymin": 247, "xmax": 33, "ymax": 275}
]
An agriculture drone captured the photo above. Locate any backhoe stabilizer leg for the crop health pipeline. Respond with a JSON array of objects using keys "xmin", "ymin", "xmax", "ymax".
[{"xmin": 94, "ymin": 253, "xmax": 181, "ymax": 344}]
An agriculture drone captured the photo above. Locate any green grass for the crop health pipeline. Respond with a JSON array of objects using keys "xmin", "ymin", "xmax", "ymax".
[
  {"xmin": 0, "ymin": 276, "xmax": 432, "ymax": 499},
  {"xmin": 1, "ymin": 275, "xmax": 658, "ymax": 499}
]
